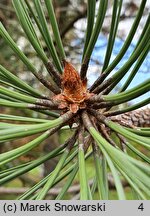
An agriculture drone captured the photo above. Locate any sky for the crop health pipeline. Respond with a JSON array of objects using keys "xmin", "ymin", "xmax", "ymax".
[
  {"xmin": 74, "ymin": 1, "xmax": 150, "ymax": 106},
  {"xmin": 88, "ymin": 34, "xmax": 150, "ymax": 105}
]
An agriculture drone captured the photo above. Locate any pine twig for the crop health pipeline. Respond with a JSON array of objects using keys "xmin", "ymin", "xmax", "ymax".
[
  {"xmin": 80, "ymin": 58, "xmax": 90, "ymax": 81},
  {"xmin": 35, "ymin": 98, "xmax": 59, "ymax": 108},
  {"xmin": 82, "ymin": 111, "xmax": 93, "ymax": 131},
  {"xmin": 28, "ymin": 104, "xmax": 58, "ymax": 110},
  {"xmin": 66, "ymin": 129, "xmax": 79, "ymax": 151},
  {"xmin": 117, "ymin": 133, "xmax": 127, "ymax": 152},
  {"xmin": 46, "ymin": 61, "xmax": 62, "ymax": 87},
  {"xmin": 99, "ymin": 124, "xmax": 117, "ymax": 147},
  {"xmin": 92, "ymin": 77, "xmax": 113, "ymax": 94},
  {"xmin": 90, "ymin": 101, "xmax": 112, "ymax": 109},
  {"xmin": 33, "ymin": 71, "xmax": 61, "ymax": 94},
  {"xmin": 89, "ymin": 72, "xmax": 108, "ymax": 92}
]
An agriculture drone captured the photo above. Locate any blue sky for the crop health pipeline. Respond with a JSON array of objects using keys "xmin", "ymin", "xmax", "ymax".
[{"xmin": 88, "ymin": 34, "xmax": 150, "ymax": 104}]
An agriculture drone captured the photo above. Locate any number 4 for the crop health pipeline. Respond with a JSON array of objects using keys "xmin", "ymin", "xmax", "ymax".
[{"xmin": 138, "ymin": 203, "xmax": 144, "ymax": 211}]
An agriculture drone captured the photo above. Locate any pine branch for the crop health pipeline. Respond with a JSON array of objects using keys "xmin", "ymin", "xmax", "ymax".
[{"xmin": 46, "ymin": 61, "xmax": 62, "ymax": 87}]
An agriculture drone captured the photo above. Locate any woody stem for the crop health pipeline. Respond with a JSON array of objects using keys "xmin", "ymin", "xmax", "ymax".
[
  {"xmin": 80, "ymin": 58, "xmax": 90, "ymax": 81},
  {"xmin": 46, "ymin": 61, "xmax": 62, "ymax": 88}
]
